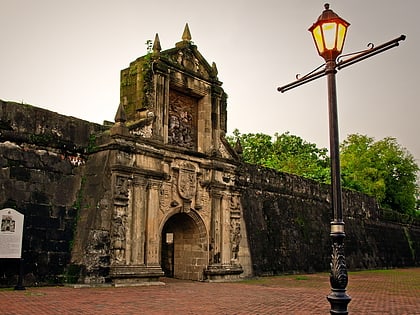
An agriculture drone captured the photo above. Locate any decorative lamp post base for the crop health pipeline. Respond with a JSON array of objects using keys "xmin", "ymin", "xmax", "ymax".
[{"xmin": 327, "ymin": 289, "xmax": 352, "ymax": 315}]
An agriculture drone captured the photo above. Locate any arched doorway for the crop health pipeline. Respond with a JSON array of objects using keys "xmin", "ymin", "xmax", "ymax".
[{"xmin": 161, "ymin": 212, "xmax": 208, "ymax": 281}]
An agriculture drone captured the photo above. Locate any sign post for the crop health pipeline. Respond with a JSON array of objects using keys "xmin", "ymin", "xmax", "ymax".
[{"xmin": 0, "ymin": 208, "xmax": 25, "ymax": 290}]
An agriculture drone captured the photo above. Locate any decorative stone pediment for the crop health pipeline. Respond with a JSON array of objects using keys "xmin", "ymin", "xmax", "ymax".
[
  {"xmin": 163, "ymin": 45, "xmax": 217, "ymax": 82},
  {"xmin": 120, "ymin": 23, "xmax": 231, "ymax": 158},
  {"xmin": 161, "ymin": 23, "xmax": 218, "ymax": 81}
]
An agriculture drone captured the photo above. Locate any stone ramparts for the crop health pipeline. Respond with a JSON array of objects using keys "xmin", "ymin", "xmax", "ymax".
[{"xmin": 239, "ymin": 164, "xmax": 419, "ymax": 275}]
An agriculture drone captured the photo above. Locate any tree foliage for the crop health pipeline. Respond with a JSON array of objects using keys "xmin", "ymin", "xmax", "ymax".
[
  {"xmin": 227, "ymin": 130, "xmax": 419, "ymax": 216},
  {"xmin": 340, "ymin": 134, "xmax": 419, "ymax": 215},
  {"xmin": 227, "ymin": 129, "xmax": 330, "ymax": 182}
]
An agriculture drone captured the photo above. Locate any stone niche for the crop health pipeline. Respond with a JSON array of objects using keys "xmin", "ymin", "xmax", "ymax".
[{"xmin": 70, "ymin": 24, "xmax": 252, "ymax": 285}]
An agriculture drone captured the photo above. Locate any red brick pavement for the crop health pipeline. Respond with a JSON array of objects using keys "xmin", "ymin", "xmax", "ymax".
[{"xmin": 0, "ymin": 268, "xmax": 418, "ymax": 314}]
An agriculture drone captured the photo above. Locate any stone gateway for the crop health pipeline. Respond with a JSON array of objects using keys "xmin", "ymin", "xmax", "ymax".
[{"xmin": 70, "ymin": 24, "xmax": 250, "ymax": 284}]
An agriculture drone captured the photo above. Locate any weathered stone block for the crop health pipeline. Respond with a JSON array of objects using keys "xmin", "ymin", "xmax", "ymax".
[{"xmin": 10, "ymin": 166, "xmax": 31, "ymax": 181}]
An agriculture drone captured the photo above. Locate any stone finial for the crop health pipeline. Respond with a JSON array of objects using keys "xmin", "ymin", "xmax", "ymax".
[
  {"xmin": 153, "ymin": 33, "xmax": 161, "ymax": 54},
  {"xmin": 212, "ymin": 62, "xmax": 218, "ymax": 76},
  {"xmin": 234, "ymin": 139, "xmax": 243, "ymax": 156},
  {"xmin": 110, "ymin": 103, "xmax": 129, "ymax": 136},
  {"xmin": 182, "ymin": 23, "xmax": 192, "ymax": 42},
  {"xmin": 114, "ymin": 102, "xmax": 127, "ymax": 123}
]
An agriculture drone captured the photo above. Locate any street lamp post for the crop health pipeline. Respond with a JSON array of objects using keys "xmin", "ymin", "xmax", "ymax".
[
  {"xmin": 278, "ymin": 3, "xmax": 406, "ymax": 315},
  {"xmin": 309, "ymin": 5, "xmax": 351, "ymax": 313}
]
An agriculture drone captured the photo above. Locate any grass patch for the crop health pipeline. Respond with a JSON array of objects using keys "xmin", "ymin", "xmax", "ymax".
[
  {"xmin": 24, "ymin": 291, "xmax": 46, "ymax": 296},
  {"xmin": 349, "ymin": 269, "xmax": 395, "ymax": 275},
  {"xmin": 295, "ymin": 275, "xmax": 309, "ymax": 280}
]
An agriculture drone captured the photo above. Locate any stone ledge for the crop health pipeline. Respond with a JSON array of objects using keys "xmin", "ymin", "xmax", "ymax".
[
  {"xmin": 204, "ymin": 264, "xmax": 243, "ymax": 282},
  {"xmin": 110, "ymin": 265, "xmax": 165, "ymax": 287}
]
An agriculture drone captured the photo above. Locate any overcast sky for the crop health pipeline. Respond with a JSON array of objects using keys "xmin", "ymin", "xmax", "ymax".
[{"xmin": 1, "ymin": 0, "xmax": 419, "ymax": 165}]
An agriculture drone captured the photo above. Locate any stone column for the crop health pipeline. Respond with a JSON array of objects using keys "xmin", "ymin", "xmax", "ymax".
[
  {"xmin": 145, "ymin": 179, "xmax": 161, "ymax": 266},
  {"xmin": 130, "ymin": 176, "xmax": 147, "ymax": 265},
  {"xmin": 110, "ymin": 175, "xmax": 164, "ymax": 285},
  {"xmin": 154, "ymin": 73, "xmax": 166, "ymax": 140},
  {"xmin": 163, "ymin": 73, "xmax": 170, "ymax": 143},
  {"xmin": 220, "ymin": 193, "xmax": 232, "ymax": 265},
  {"xmin": 211, "ymin": 91, "xmax": 221, "ymax": 152},
  {"xmin": 210, "ymin": 189, "xmax": 222, "ymax": 264},
  {"xmin": 205, "ymin": 189, "xmax": 243, "ymax": 281}
]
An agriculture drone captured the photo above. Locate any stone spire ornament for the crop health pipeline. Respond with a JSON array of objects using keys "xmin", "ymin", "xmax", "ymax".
[
  {"xmin": 212, "ymin": 62, "xmax": 218, "ymax": 77},
  {"xmin": 153, "ymin": 33, "xmax": 161, "ymax": 55},
  {"xmin": 182, "ymin": 23, "xmax": 192, "ymax": 42},
  {"xmin": 110, "ymin": 103, "xmax": 129, "ymax": 136}
]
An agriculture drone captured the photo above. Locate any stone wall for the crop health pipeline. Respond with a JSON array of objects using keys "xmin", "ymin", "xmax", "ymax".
[
  {"xmin": 238, "ymin": 164, "xmax": 420, "ymax": 276},
  {"xmin": 0, "ymin": 100, "xmax": 105, "ymax": 285}
]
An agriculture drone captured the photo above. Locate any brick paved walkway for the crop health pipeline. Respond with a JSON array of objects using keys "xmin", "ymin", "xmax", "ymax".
[{"xmin": 0, "ymin": 268, "xmax": 418, "ymax": 314}]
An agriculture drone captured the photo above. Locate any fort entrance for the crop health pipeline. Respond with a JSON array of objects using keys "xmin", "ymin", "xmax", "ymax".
[
  {"xmin": 161, "ymin": 212, "xmax": 208, "ymax": 280},
  {"xmin": 69, "ymin": 24, "xmax": 252, "ymax": 285}
]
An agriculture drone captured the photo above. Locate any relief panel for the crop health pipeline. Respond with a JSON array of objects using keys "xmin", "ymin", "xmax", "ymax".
[{"xmin": 168, "ymin": 89, "xmax": 198, "ymax": 150}]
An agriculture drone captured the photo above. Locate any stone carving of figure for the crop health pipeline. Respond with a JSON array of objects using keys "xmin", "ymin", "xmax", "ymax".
[
  {"xmin": 168, "ymin": 93, "xmax": 195, "ymax": 149},
  {"xmin": 230, "ymin": 195, "xmax": 242, "ymax": 262},
  {"xmin": 112, "ymin": 216, "xmax": 126, "ymax": 263},
  {"xmin": 231, "ymin": 222, "xmax": 241, "ymax": 262},
  {"xmin": 115, "ymin": 176, "xmax": 129, "ymax": 200}
]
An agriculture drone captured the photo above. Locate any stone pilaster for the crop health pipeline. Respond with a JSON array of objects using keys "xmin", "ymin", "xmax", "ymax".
[
  {"xmin": 130, "ymin": 176, "xmax": 147, "ymax": 265},
  {"xmin": 145, "ymin": 179, "xmax": 162, "ymax": 267},
  {"xmin": 110, "ymin": 176, "xmax": 164, "ymax": 286},
  {"xmin": 205, "ymin": 189, "xmax": 243, "ymax": 281}
]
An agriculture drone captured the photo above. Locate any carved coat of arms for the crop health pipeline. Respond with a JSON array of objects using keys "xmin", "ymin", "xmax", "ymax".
[{"xmin": 178, "ymin": 164, "xmax": 196, "ymax": 200}]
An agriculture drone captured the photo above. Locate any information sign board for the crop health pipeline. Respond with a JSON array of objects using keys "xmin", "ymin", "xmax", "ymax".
[{"xmin": 0, "ymin": 208, "xmax": 24, "ymax": 258}]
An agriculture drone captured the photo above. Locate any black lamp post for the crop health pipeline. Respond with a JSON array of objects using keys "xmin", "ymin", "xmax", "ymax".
[
  {"xmin": 309, "ymin": 5, "xmax": 351, "ymax": 314},
  {"xmin": 278, "ymin": 3, "xmax": 406, "ymax": 315}
]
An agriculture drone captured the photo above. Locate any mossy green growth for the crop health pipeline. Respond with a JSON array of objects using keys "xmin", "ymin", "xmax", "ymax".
[
  {"xmin": 87, "ymin": 134, "xmax": 98, "ymax": 153},
  {"xmin": 141, "ymin": 53, "xmax": 155, "ymax": 109}
]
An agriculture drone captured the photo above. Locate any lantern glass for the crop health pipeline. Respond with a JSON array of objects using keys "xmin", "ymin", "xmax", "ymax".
[
  {"xmin": 309, "ymin": 4, "xmax": 350, "ymax": 61},
  {"xmin": 336, "ymin": 23, "xmax": 347, "ymax": 52},
  {"xmin": 322, "ymin": 22, "xmax": 337, "ymax": 50},
  {"xmin": 312, "ymin": 25, "xmax": 325, "ymax": 54}
]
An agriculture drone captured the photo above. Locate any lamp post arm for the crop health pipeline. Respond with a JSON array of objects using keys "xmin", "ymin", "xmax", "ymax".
[
  {"xmin": 277, "ymin": 35, "xmax": 406, "ymax": 93},
  {"xmin": 277, "ymin": 67, "xmax": 327, "ymax": 93},
  {"xmin": 337, "ymin": 35, "xmax": 406, "ymax": 70}
]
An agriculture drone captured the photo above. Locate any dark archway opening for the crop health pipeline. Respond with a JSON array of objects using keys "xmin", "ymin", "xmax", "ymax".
[{"xmin": 161, "ymin": 212, "xmax": 207, "ymax": 281}]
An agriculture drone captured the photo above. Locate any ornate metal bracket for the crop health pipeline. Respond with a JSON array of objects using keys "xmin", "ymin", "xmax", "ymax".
[{"xmin": 277, "ymin": 35, "xmax": 406, "ymax": 93}]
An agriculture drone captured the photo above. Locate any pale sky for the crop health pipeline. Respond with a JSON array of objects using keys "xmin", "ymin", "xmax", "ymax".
[{"xmin": 1, "ymin": 0, "xmax": 419, "ymax": 165}]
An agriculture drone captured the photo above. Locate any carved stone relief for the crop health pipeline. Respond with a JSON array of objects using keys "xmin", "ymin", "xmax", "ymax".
[
  {"xmin": 157, "ymin": 160, "xmax": 211, "ymax": 220},
  {"xmin": 111, "ymin": 175, "xmax": 130, "ymax": 264},
  {"xmin": 194, "ymin": 173, "xmax": 203, "ymax": 210},
  {"xmin": 178, "ymin": 162, "xmax": 197, "ymax": 200},
  {"xmin": 114, "ymin": 176, "xmax": 130, "ymax": 204},
  {"xmin": 159, "ymin": 182, "xmax": 171, "ymax": 214},
  {"xmin": 174, "ymin": 49, "xmax": 207, "ymax": 78},
  {"xmin": 131, "ymin": 123, "xmax": 153, "ymax": 138},
  {"xmin": 168, "ymin": 89, "xmax": 197, "ymax": 150},
  {"xmin": 230, "ymin": 194, "xmax": 242, "ymax": 263},
  {"xmin": 111, "ymin": 206, "xmax": 127, "ymax": 264}
]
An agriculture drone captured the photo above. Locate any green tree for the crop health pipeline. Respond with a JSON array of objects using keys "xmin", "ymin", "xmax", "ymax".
[
  {"xmin": 269, "ymin": 132, "xmax": 330, "ymax": 182},
  {"xmin": 229, "ymin": 129, "xmax": 273, "ymax": 166},
  {"xmin": 340, "ymin": 134, "xmax": 419, "ymax": 215},
  {"xmin": 227, "ymin": 130, "xmax": 419, "ymax": 216},
  {"xmin": 227, "ymin": 130, "xmax": 330, "ymax": 182}
]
